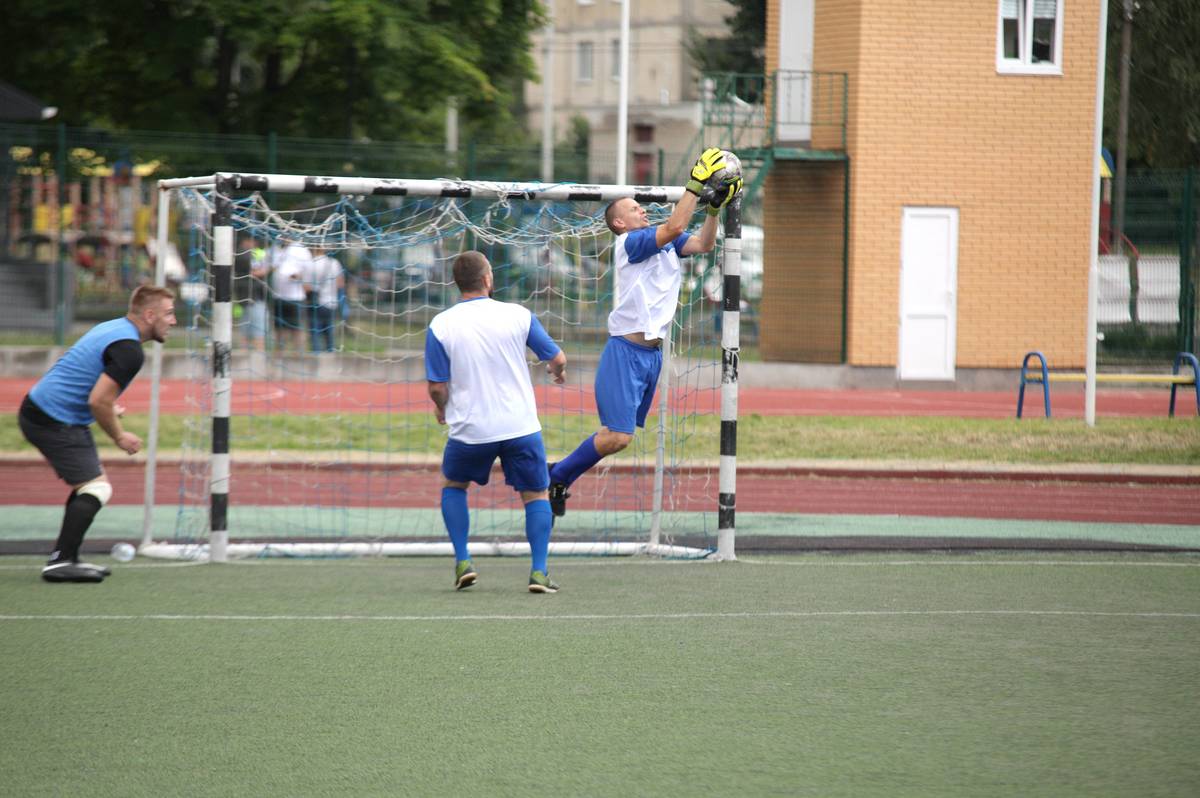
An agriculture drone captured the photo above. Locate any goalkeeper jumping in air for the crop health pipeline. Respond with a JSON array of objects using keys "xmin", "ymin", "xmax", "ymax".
[{"xmin": 548, "ymin": 147, "xmax": 742, "ymax": 517}]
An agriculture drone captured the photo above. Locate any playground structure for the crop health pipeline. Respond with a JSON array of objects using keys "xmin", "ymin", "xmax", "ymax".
[
  {"xmin": 5, "ymin": 169, "xmax": 158, "ymax": 280},
  {"xmin": 1, "ymin": 164, "xmax": 186, "ymax": 333}
]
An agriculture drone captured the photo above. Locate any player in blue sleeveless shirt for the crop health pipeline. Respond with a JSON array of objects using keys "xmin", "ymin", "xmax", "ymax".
[
  {"xmin": 19, "ymin": 285, "xmax": 177, "ymax": 582},
  {"xmin": 547, "ymin": 147, "xmax": 742, "ymax": 517}
]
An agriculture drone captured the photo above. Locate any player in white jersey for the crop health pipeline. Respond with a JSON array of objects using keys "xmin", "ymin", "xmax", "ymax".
[
  {"xmin": 425, "ymin": 251, "xmax": 568, "ymax": 592},
  {"xmin": 548, "ymin": 147, "xmax": 742, "ymax": 517}
]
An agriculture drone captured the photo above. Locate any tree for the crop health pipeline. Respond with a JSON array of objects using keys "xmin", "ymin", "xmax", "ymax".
[
  {"xmin": 1105, "ymin": 0, "xmax": 1200, "ymax": 167},
  {"xmin": 686, "ymin": 0, "xmax": 766, "ymax": 76},
  {"xmin": 0, "ymin": 0, "xmax": 545, "ymax": 144}
]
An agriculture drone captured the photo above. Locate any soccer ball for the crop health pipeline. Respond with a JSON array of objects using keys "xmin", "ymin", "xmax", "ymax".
[
  {"xmin": 111, "ymin": 542, "xmax": 136, "ymax": 563},
  {"xmin": 720, "ymin": 151, "xmax": 742, "ymax": 181}
]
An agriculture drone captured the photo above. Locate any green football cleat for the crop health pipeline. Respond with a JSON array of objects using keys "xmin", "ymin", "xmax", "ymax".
[
  {"xmin": 528, "ymin": 570, "xmax": 560, "ymax": 594},
  {"xmin": 454, "ymin": 560, "xmax": 477, "ymax": 590}
]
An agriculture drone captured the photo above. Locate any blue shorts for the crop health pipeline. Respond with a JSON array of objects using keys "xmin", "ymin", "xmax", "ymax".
[
  {"xmin": 441, "ymin": 431, "xmax": 549, "ymax": 492},
  {"xmin": 595, "ymin": 336, "xmax": 663, "ymax": 434},
  {"xmin": 246, "ymin": 301, "xmax": 268, "ymax": 339}
]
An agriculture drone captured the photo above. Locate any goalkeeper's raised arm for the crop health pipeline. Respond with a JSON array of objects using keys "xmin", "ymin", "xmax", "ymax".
[{"xmin": 660, "ymin": 146, "xmax": 743, "ymax": 255}]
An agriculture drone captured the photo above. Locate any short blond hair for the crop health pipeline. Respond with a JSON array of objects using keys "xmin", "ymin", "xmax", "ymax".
[{"xmin": 129, "ymin": 285, "xmax": 175, "ymax": 314}]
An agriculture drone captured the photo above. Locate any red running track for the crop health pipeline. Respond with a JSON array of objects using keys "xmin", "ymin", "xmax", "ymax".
[
  {"xmin": 0, "ymin": 377, "xmax": 1186, "ymax": 418},
  {"xmin": 3, "ymin": 460, "xmax": 1197, "ymax": 525}
]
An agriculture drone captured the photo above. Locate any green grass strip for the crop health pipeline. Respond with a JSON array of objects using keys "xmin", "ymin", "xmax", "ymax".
[{"xmin": 3, "ymin": 506, "xmax": 1197, "ymax": 549}]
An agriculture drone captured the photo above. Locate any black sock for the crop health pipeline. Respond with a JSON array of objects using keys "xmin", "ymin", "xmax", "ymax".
[{"xmin": 48, "ymin": 493, "xmax": 102, "ymax": 563}]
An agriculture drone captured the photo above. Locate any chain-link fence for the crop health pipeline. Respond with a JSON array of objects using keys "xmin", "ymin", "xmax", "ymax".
[
  {"xmin": 0, "ymin": 122, "xmax": 629, "ymax": 341},
  {"xmin": 1099, "ymin": 168, "xmax": 1198, "ymax": 366}
]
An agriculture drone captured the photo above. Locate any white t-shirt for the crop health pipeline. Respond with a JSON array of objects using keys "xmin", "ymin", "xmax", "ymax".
[
  {"xmin": 272, "ymin": 244, "xmax": 311, "ymax": 302},
  {"xmin": 307, "ymin": 254, "xmax": 343, "ymax": 307},
  {"xmin": 607, "ymin": 226, "xmax": 692, "ymax": 340},
  {"xmin": 425, "ymin": 297, "xmax": 560, "ymax": 444}
]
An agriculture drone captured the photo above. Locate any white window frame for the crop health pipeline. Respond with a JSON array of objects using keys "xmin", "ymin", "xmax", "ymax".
[
  {"xmin": 577, "ymin": 41, "xmax": 594, "ymax": 82},
  {"xmin": 610, "ymin": 38, "xmax": 621, "ymax": 81},
  {"xmin": 996, "ymin": 0, "xmax": 1064, "ymax": 76}
]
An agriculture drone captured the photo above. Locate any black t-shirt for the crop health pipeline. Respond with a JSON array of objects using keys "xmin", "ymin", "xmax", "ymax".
[
  {"xmin": 234, "ymin": 250, "xmax": 253, "ymax": 303},
  {"xmin": 103, "ymin": 339, "xmax": 145, "ymax": 390},
  {"xmin": 235, "ymin": 249, "xmax": 270, "ymax": 303}
]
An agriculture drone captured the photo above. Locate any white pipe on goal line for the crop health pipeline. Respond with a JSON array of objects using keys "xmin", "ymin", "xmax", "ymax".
[
  {"xmin": 140, "ymin": 541, "xmax": 714, "ymax": 562},
  {"xmin": 159, "ymin": 173, "xmax": 687, "ymax": 203}
]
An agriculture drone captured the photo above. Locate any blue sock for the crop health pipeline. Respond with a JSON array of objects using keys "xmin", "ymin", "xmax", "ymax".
[
  {"xmin": 525, "ymin": 499, "xmax": 552, "ymax": 574},
  {"xmin": 551, "ymin": 433, "xmax": 602, "ymax": 486},
  {"xmin": 441, "ymin": 487, "xmax": 470, "ymax": 562}
]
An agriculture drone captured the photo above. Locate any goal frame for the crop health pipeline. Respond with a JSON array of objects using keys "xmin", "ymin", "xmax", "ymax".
[{"xmin": 144, "ymin": 173, "xmax": 744, "ymax": 562}]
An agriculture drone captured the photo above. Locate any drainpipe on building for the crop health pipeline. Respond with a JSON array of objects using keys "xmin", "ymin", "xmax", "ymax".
[{"xmin": 1113, "ymin": 0, "xmax": 1134, "ymax": 254}]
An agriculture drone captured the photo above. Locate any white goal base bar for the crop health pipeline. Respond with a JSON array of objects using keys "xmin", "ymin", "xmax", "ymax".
[{"xmin": 138, "ymin": 540, "xmax": 714, "ymax": 562}]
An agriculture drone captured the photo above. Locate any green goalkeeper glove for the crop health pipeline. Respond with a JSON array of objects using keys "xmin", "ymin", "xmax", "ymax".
[
  {"xmin": 706, "ymin": 176, "xmax": 743, "ymax": 216},
  {"xmin": 686, "ymin": 147, "xmax": 726, "ymax": 196}
]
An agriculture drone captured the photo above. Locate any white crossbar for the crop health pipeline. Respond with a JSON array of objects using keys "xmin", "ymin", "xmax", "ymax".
[{"xmin": 161, "ymin": 173, "xmax": 686, "ymax": 203}]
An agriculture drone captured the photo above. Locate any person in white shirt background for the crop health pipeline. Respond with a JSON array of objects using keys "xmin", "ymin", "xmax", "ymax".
[
  {"xmin": 271, "ymin": 238, "xmax": 311, "ymax": 353},
  {"xmin": 306, "ymin": 245, "xmax": 345, "ymax": 353}
]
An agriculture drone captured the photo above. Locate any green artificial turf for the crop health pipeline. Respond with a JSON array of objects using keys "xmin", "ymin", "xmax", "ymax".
[{"xmin": 2, "ymin": 553, "xmax": 1198, "ymax": 797}]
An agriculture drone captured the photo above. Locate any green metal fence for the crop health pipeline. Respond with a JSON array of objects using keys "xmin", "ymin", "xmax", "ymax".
[
  {"xmin": 1100, "ymin": 168, "xmax": 1198, "ymax": 364},
  {"xmin": 0, "ymin": 122, "xmax": 601, "ymax": 342}
]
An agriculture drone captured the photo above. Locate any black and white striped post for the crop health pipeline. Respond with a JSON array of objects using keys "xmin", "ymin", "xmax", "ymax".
[
  {"xmin": 210, "ymin": 178, "xmax": 233, "ymax": 562},
  {"xmin": 718, "ymin": 196, "xmax": 741, "ymax": 561}
]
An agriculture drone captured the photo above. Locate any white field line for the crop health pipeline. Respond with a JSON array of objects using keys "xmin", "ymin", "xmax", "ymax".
[
  {"xmin": 1, "ymin": 610, "xmax": 1199, "ymax": 622},
  {"xmin": 736, "ymin": 558, "xmax": 1200, "ymax": 568},
  {"xmin": 2, "ymin": 558, "xmax": 1200, "ymax": 571}
]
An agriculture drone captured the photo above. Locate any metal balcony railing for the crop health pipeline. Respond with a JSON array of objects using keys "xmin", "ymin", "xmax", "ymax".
[{"xmin": 700, "ymin": 70, "xmax": 848, "ymax": 153}]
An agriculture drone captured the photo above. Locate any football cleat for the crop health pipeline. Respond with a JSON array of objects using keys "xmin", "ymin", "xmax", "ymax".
[
  {"xmin": 548, "ymin": 482, "xmax": 571, "ymax": 518},
  {"xmin": 74, "ymin": 561, "xmax": 112, "ymax": 577},
  {"xmin": 41, "ymin": 561, "xmax": 104, "ymax": 584},
  {"xmin": 528, "ymin": 570, "xmax": 560, "ymax": 594},
  {"xmin": 454, "ymin": 560, "xmax": 478, "ymax": 590}
]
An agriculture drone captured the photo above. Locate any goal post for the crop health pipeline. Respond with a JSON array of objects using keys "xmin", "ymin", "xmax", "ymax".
[{"xmin": 144, "ymin": 172, "xmax": 743, "ymax": 562}]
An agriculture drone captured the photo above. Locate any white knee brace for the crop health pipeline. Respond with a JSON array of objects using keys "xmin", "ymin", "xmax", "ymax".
[{"xmin": 77, "ymin": 479, "xmax": 113, "ymax": 506}]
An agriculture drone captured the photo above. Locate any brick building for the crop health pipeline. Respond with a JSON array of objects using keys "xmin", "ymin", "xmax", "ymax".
[
  {"xmin": 523, "ymin": 0, "xmax": 733, "ymax": 184},
  {"xmin": 761, "ymin": 0, "xmax": 1102, "ymax": 382}
]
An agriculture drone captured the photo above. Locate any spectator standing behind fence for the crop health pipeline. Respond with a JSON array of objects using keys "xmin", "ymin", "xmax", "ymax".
[
  {"xmin": 234, "ymin": 235, "xmax": 270, "ymax": 352},
  {"xmin": 306, "ymin": 245, "xmax": 345, "ymax": 353},
  {"xmin": 271, "ymin": 239, "xmax": 311, "ymax": 353}
]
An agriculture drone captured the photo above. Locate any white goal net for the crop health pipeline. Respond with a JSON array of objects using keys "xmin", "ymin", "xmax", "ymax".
[{"xmin": 141, "ymin": 174, "xmax": 740, "ymax": 561}]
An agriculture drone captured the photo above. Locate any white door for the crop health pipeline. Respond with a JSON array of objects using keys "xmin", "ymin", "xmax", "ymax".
[
  {"xmin": 898, "ymin": 207, "xmax": 958, "ymax": 380},
  {"xmin": 776, "ymin": 0, "xmax": 814, "ymax": 144}
]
